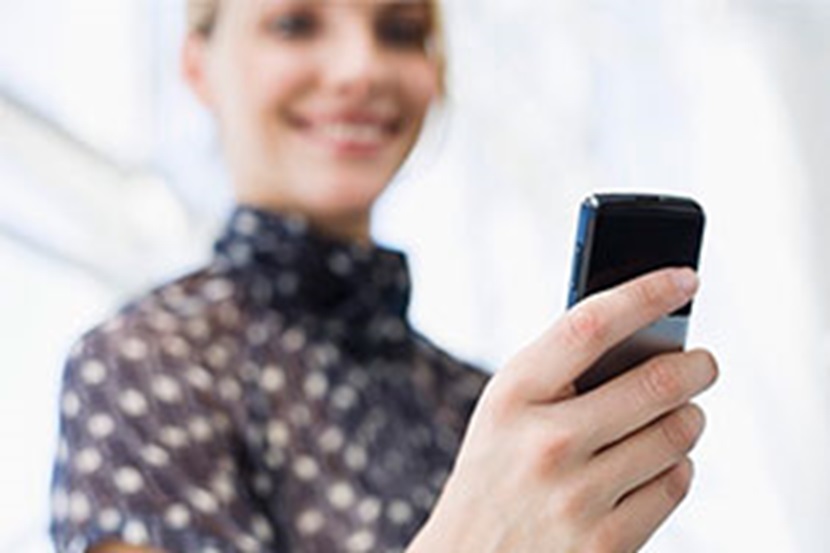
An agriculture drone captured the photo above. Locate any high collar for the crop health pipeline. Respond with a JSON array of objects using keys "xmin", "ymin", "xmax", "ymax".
[{"xmin": 213, "ymin": 206, "xmax": 412, "ymax": 352}]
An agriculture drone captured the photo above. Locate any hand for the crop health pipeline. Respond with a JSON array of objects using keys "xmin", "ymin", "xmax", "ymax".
[{"xmin": 409, "ymin": 268, "xmax": 718, "ymax": 553}]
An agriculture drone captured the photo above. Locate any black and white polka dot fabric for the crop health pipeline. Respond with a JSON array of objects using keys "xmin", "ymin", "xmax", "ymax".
[{"xmin": 50, "ymin": 206, "xmax": 489, "ymax": 553}]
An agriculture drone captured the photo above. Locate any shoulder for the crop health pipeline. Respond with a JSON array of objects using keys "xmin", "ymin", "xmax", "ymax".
[
  {"xmin": 407, "ymin": 330, "xmax": 491, "ymax": 415},
  {"xmin": 62, "ymin": 265, "xmax": 252, "ymax": 400}
]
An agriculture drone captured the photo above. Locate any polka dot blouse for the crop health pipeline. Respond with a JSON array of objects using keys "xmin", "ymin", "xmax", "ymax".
[{"xmin": 50, "ymin": 206, "xmax": 489, "ymax": 553}]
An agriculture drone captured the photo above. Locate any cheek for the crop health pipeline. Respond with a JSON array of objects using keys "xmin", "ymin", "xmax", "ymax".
[
  {"xmin": 400, "ymin": 61, "xmax": 441, "ymax": 115},
  {"xmin": 243, "ymin": 52, "xmax": 314, "ymax": 120}
]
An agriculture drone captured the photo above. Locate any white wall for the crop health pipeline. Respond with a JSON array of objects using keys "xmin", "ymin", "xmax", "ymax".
[{"xmin": 1, "ymin": 0, "xmax": 828, "ymax": 551}]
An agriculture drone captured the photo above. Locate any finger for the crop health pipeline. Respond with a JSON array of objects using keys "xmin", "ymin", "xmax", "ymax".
[
  {"xmin": 592, "ymin": 459, "xmax": 694, "ymax": 553},
  {"xmin": 567, "ymin": 349, "xmax": 717, "ymax": 453},
  {"xmin": 503, "ymin": 268, "xmax": 699, "ymax": 404},
  {"xmin": 585, "ymin": 404, "xmax": 705, "ymax": 508}
]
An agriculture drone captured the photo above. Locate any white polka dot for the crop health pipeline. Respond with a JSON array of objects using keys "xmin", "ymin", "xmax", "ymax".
[
  {"xmin": 251, "ymin": 515, "xmax": 275, "ymax": 541},
  {"xmin": 344, "ymin": 445, "xmax": 368, "ymax": 471},
  {"xmin": 149, "ymin": 311, "xmax": 179, "ymax": 333},
  {"xmin": 152, "ymin": 375, "xmax": 182, "ymax": 403},
  {"xmin": 98, "ymin": 508, "xmax": 122, "ymax": 532},
  {"xmin": 218, "ymin": 377, "xmax": 242, "ymax": 401},
  {"xmin": 293, "ymin": 456, "xmax": 319, "ymax": 481},
  {"xmin": 61, "ymin": 391, "xmax": 81, "ymax": 419},
  {"xmin": 412, "ymin": 486, "xmax": 436, "ymax": 509},
  {"xmin": 266, "ymin": 420, "xmax": 290, "ymax": 448},
  {"xmin": 203, "ymin": 278, "xmax": 235, "ymax": 302},
  {"xmin": 282, "ymin": 328, "xmax": 306, "ymax": 352},
  {"xmin": 114, "ymin": 467, "xmax": 144, "ymax": 494},
  {"xmin": 162, "ymin": 335, "xmax": 191, "ymax": 358},
  {"xmin": 319, "ymin": 426, "xmax": 345, "ymax": 452},
  {"xmin": 218, "ymin": 304, "xmax": 241, "ymax": 327},
  {"xmin": 75, "ymin": 447, "xmax": 102, "ymax": 474},
  {"xmin": 246, "ymin": 425, "xmax": 265, "ymax": 447},
  {"xmin": 118, "ymin": 389, "xmax": 148, "ymax": 417},
  {"xmin": 188, "ymin": 488, "xmax": 219, "ymax": 513},
  {"xmin": 188, "ymin": 417, "xmax": 213, "ymax": 442},
  {"xmin": 56, "ymin": 438, "xmax": 69, "ymax": 463},
  {"xmin": 380, "ymin": 317, "xmax": 407, "ymax": 341},
  {"xmin": 141, "ymin": 444, "xmax": 170, "ymax": 467},
  {"xmin": 87, "ymin": 413, "xmax": 115, "ymax": 438},
  {"xmin": 68, "ymin": 490, "xmax": 91, "ymax": 523},
  {"xmin": 102, "ymin": 316, "xmax": 125, "ymax": 333},
  {"xmin": 357, "ymin": 497, "xmax": 382, "ymax": 523},
  {"xmin": 327, "ymin": 481, "xmax": 356, "ymax": 510},
  {"xmin": 159, "ymin": 426, "xmax": 189, "ymax": 448},
  {"xmin": 253, "ymin": 473, "xmax": 273, "ymax": 495},
  {"xmin": 164, "ymin": 503, "xmax": 191, "ymax": 529},
  {"xmin": 51, "ymin": 488, "xmax": 68, "ymax": 521},
  {"xmin": 276, "ymin": 272, "xmax": 299, "ymax": 296},
  {"xmin": 246, "ymin": 324, "xmax": 270, "ymax": 346},
  {"xmin": 213, "ymin": 413, "xmax": 231, "ymax": 433},
  {"xmin": 347, "ymin": 370, "xmax": 370, "ymax": 389},
  {"xmin": 211, "ymin": 473, "xmax": 236, "ymax": 503},
  {"xmin": 388, "ymin": 499, "xmax": 414, "ymax": 525},
  {"xmin": 332, "ymin": 385, "xmax": 359, "ymax": 410},
  {"xmin": 260, "ymin": 366, "xmax": 285, "ymax": 392},
  {"xmin": 263, "ymin": 449, "xmax": 285, "ymax": 470},
  {"xmin": 122, "ymin": 519, "xmax": 149, "ymax": 544},
  {"xmin": 236, "ymin": 534, "xmax": 261, "ymax": 553},
  {"xmin": 234, "ymin": 211, "xmax": 260, "ymax": 235},
  {"xmin": 186, "ymin": 366, "xmax": 213, "ymax": 390},
  {"xmin": 240, "ymin": 361, "xmax": 259, "ymax": 381},
  {"xmin": 346, "ymin": 529, "xmax": 376, "ymax": 552},
  {"xmin": 303, "ymin": 372, "xmax": 329, "ymax": 399},
  {"xmin": 121, "ymin": 338, "xmax": 149, "ymax": 361},
  {"xmin": 328, "ymin": 251, "xmax": 354, "ymax": 276},
  {"xmin": 206, "ymin": 344, "xmax": 231, "ymax": 369},
  {"xmin": 297, "ymin": 509, "xmax": 325, "ymax": 535},
  {"xmin": 289, "ymin": 404, "xmax": 311, "ymax": 426},
  {"xmin": 80, "ymin": 360, "xmax": 107, "ymax": 385},
  {"xmin": 185, "ymin": 318, "xmax": 211, "ymax": 340},
  {"xmin": 228, "ymin": 242, "xmax": 252, "ymax": 264}
]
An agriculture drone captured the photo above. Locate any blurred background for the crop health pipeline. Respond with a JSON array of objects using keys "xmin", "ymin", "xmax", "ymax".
[{"xmin": 1, "ymin": 0, "xmax": 829, "ymax": 551}]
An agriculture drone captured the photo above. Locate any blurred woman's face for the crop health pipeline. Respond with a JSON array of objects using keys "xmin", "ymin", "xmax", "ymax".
[{"xmin": 186, "ymin": 0, "xmax": 441, "ymax": 239}]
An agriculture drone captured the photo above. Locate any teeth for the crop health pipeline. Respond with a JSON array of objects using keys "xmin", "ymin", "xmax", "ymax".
[{"xmin": 317, "ymin": 123, "xmax": 386, "ymax": 144}]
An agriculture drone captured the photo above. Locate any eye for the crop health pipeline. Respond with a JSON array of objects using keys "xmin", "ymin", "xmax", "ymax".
[
  {"xmin": 265, "ymin": 10, "xmax": 318, "ymax": 39},
  {"xmin": 377, "ymin": 14, "xmax": 432, "ymax": 49}
]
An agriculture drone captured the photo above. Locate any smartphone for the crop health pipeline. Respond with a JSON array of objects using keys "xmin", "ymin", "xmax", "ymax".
[{"xmin": 567, "ymin": 194, "xmax": 705, "ymax": 393}]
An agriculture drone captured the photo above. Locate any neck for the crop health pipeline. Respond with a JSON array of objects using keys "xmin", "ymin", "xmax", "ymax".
[{"xmin": 235, "ymin": 199, "xmax": 373, "ymax": 245}]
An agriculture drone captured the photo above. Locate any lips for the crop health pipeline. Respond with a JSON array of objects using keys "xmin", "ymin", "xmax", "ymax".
[{"xmin": 288, "ymin": 110, "xmax": 403, "ymax": 155}]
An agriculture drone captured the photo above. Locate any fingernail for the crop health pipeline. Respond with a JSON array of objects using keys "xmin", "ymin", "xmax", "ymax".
[{"xmin": 674, "ymin": 268, "xmax": 699, "ymax": 296}]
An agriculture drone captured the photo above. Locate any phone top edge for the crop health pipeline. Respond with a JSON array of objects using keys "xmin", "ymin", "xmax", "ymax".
[{"xmin": 585, "ymin": 193, "xmax": 704, "ymax": 216}]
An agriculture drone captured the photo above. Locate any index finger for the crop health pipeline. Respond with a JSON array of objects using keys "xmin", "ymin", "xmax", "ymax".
[{"xmin": 502, "ymin": 267, "xmax": 699, "ymax": 405}]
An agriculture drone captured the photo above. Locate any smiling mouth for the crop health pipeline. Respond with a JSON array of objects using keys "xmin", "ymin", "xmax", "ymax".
[{"xmin": 290, "ymin": 113, "xmax": 403, "ymax": 155}]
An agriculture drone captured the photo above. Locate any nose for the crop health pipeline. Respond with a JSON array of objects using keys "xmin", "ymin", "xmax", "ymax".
[{"xmin": 323, "ymin": 23, "xmax": 388, "ymax": 98}]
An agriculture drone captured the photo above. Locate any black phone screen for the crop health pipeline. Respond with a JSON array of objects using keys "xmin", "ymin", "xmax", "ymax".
[{"xmin": 579, "ymin": 197, "xmax": 705, "ymax": 316}]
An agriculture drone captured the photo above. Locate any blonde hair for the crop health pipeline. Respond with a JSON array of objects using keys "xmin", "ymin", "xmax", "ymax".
[{"xmin": 186, "ymin": 0, "xmax": 447, "ymax": 92}]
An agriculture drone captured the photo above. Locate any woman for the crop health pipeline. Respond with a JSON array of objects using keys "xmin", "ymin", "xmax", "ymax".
[{"xmin": 50, "ymin": 0, "xmax": 718, "ymax": 552}]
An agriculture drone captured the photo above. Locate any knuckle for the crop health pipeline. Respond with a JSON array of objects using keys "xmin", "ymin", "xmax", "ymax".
[
  {"xmin": 585, "ymin": 526, "xmax": 621, "ymax": 553},
  {"xmin": 663, "ymin": 459, "xmax": 694, "ymax": 504},
  {"xmin": 563, "ymin": 305, "xmax": 608, "ymax": 350},
  {"xmin": 695, "ymin": 349, "xmax": 720, "ymax": 385},
  {"xmin": 479, "ymin": 378, "xmax": 522, "ymax": 426},
  {"xmin": 641, "ymin": 356, "xmax": 686, "ymax": 404},
  {"xmin": 632, "ymin": 275, "xmax": 667, "ymax": 308},
  {"xmin": 537, "ymin": 425, "xmax": 579, "ymax": 468},
  {"xmin": 553, "ymin": 477, "xmax": 596, "ymax": 522},
  {"xmin": 660, "ymin": 406, "xmax": 705, "ymax": 453}
]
